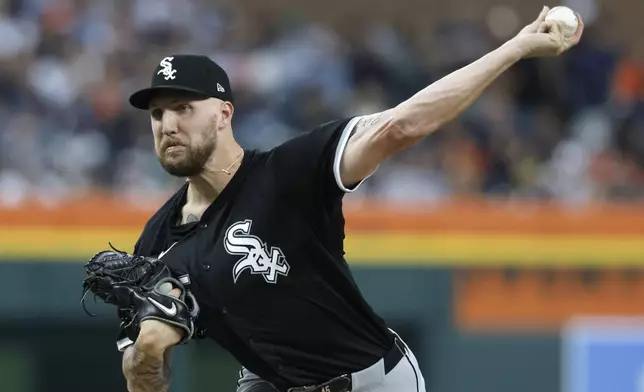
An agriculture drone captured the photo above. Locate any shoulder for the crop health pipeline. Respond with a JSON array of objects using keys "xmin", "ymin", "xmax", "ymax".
[
  {"xmin": 305, "ymin": 117, "xmax": 355, "ymax": 142},
  {"xmin": 268, "ymin": 117, "xmax": 355, "ymax": 159}
]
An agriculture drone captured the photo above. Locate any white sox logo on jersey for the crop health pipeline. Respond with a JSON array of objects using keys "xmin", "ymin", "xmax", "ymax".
[
  {"xmin": 225, "ymin": 220, "xmax": 290, "ymax": 284},
  {"xmin": 157, "ymin": 57, "xmax": 177, "ymax": 80}
]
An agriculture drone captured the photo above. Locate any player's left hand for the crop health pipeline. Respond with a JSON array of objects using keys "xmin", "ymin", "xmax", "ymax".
[
  {"xmin": 512, "ymin": 6, "xmax": 584, "ymax": 58},
  {"xmin": 135, "ymin": 287, "xmax": 185, "ymax": 353},
  {"xmin": 81, "ymin": 247, "xmax": 200, "ymax": 348}
]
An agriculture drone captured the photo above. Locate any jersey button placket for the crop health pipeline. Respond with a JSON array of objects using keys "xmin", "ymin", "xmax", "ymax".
[{"xmin": 199, "ymin": 222, "xmax": 209, "ymax": 269}]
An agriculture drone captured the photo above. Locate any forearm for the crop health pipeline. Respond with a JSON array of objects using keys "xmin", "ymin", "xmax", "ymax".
[
  {"xmin": 123, "ymin": 342, "xmax": 172, "ymax": 392},
  {"xmin": 395, "ymin": 38, "xmax": 526, "ymax": 138}
]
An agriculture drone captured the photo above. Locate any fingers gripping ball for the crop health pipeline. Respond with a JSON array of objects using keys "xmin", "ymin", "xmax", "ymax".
[
  {"xmin": 81, "ymin": 246, "xmax": 200, "ymax": 346},
  {"xmin": 545, "ymin": 6, "xmax": 579, "ymax": 38}
]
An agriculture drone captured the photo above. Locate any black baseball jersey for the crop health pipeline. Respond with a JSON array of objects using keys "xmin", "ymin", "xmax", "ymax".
[{"xmin": 133, "ymin": 117, "xmax": 393, "ymax": 391}]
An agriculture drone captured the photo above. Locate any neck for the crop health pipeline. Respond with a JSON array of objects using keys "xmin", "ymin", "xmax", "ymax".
[{"xmin": 186, "ymin": 141, "xmax": 244, "ymax": 205}]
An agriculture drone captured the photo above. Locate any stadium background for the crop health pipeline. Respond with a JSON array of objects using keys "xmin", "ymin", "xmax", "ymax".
[{"xmin": 0, "ymin": 0, "xmax": 643, "ymax": 391}]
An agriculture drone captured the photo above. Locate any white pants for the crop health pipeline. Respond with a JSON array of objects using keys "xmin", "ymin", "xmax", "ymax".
[{"xmin": 236, "ymin": 331, "xmax": 426, "ymax": 392}]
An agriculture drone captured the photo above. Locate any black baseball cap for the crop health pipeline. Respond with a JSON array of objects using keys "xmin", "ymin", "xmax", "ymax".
[{"xmin": 129, "ymin": 54, "xmax": 234, "ymax": 110}]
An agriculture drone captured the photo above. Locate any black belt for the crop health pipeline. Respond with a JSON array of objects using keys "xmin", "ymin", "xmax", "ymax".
[{"xmin": 287, "ymin": 336, "xmax": 406, "ymax": 392}]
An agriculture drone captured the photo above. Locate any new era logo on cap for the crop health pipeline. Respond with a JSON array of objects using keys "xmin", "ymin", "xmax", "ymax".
[{"xmin": 129, "ymin": 54, "xmax": 234, "ymax": 110}]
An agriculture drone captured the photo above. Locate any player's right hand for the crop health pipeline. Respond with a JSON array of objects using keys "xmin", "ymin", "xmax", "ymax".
[{"xmin": 511, "ymin": 6, "xmax": 584, "ymax": 59}]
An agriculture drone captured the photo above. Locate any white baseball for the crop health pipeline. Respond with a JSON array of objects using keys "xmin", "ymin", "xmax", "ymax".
[
  {"xmin": 545, "ymin": 6, "xmax": 579, "ymax": 38},
  {"xmin": 158, "ymin": 282, "xmax": 174, "ymax": 294}
]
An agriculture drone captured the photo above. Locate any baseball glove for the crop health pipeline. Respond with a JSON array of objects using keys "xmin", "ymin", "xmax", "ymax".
[{"xmin": 81, "ymin": 245, "xmax": 200, "ymax": 350}]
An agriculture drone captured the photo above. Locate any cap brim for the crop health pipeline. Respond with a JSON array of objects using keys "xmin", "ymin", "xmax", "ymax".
[{"xmin": 128, "ymin": 85, "xmax": 211, "ymax": 110}]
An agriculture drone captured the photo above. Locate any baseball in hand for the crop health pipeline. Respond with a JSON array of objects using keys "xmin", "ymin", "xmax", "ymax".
[
  {"xmin": 158, "ymin": 282, "xmax": 174, "ymax": 295},
  {"xmin": 544, "ymin": 6, "xmax": 579, "ymax": 38}
]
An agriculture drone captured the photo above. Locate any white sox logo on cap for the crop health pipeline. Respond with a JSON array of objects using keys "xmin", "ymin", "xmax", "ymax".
[
  {"xmin": 129, "ymin": 54, "xmax": 234, "ymax": 110},
  {"xmin": 157, "ymin": 57, "xmax": 177, "ymax": 80}
]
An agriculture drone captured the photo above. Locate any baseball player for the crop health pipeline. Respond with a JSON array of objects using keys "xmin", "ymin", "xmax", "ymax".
[{"xmin": 83, "ymin": 7, "xmax": 583, "ymax": 392}]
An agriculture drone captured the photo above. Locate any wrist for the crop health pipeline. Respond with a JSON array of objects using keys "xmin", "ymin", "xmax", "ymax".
[
  {"xmin": 135, "ymin": 326, "xmax": 174, "ymax": 358},
  {"xmin": 134, "ymin": 338, "xmax": 167, "ymax": 359},
  {"xmin": 503, "ymin": 36, "xmax": 531, "ymax": 61}
]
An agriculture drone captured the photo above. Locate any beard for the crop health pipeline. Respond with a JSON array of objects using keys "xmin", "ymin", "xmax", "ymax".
[{"xmin": 158, "ymin": 135, "xmax": 216, "ymax": 177}]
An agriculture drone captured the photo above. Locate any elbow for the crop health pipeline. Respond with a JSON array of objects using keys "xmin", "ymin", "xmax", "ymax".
[{"xmin": 384, "ymin": 111, "xmax": 435, "ymax": 151}]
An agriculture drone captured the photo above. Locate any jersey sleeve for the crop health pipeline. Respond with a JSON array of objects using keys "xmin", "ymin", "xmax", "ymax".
[{"xmin": 270, "ymin": 116, "xmax": 370, "ymax": 201}]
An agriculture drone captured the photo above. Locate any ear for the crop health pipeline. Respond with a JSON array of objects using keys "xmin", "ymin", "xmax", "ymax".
[{"xmin": 219, "ymin": 101, "xmax": 234, "ymax": 128}]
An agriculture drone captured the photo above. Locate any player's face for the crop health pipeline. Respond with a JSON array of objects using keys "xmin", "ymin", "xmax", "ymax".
[{"xmin": 149, "ymin": 92, "xmax": 220, "ymax": 177}]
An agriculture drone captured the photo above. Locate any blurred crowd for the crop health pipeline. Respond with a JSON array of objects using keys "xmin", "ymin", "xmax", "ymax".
[{"xmin": 0, "ymin": 0, "xmax": 642, "ymax": 206}]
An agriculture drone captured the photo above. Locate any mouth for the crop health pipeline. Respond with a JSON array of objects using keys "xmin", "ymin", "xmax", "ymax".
[{"xmin": 165, "ymin": 145, "xmax": 185, "ymax": 153}]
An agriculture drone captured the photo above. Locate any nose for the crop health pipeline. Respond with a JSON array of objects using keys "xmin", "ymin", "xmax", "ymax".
[{"xmin": 161, "ymin": 111, "xmax": 179, "ymax": 135}]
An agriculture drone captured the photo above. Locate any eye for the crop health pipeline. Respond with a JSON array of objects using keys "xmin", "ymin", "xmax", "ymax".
[
  {"xmin": 150, "ymin": 108, "xmax": 163, "ymax": 120},
  {"xmin": 177, "ymin": 103, "xmax": 192, "ymax": 113}
]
